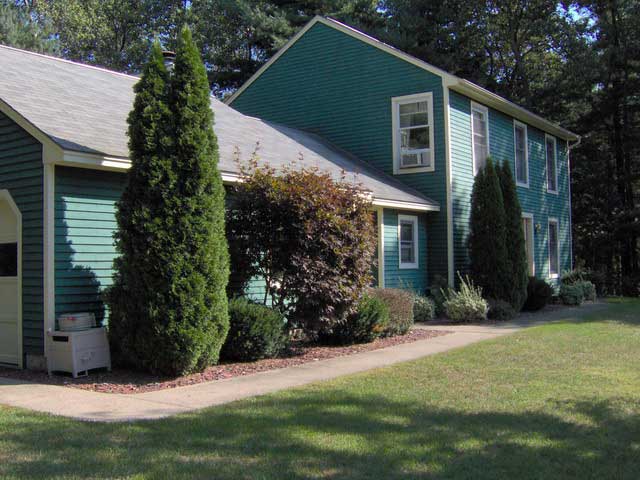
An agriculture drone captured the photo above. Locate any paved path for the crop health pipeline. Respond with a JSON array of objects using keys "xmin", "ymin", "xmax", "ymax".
[{"xmin": 0, "ymin": 303, "xmax": 606, "ymax": 422}]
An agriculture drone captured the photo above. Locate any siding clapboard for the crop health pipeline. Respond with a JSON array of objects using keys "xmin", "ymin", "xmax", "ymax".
[
  {"xmin": 0, "ymin": 112, "xmax": 44, "ymax": 355},
  {"xmin": 54, "ymin": 167, "xmax": 126, "ymax": 324},
  {"xmin": 383, "ymin": 209, "xmax": 428, "ymax": 292},
  {"xmin": 449, "ymin": 91, "xmax": 572, "ymax": 282},
  {"xmin": 231, "ymin": 22, "xmax": 446, "ymax": 284}
]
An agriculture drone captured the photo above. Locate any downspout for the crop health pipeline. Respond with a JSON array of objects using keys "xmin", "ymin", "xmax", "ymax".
[{"xmin": 566, "ymin": 136, "xmax": 581, "ymax": 270}]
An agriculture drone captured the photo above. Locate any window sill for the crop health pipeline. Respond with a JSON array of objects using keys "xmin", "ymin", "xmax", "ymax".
[
  {"xmin": 549, "ymin": 273, "xmax": 559, "ymax": 279},
  {"xmin": 399, "ymin": 263, "xmax": 419, "ymax": 270},
  {"xmin": 547, "ymin": 189, "xmax": 559, "ymax": 195},
  {"xmin": 516, "ymin": 181, "xmax": 530, "ymax": 188},
  {"xmin": 394, "ymin": 165, "xmax": 435, "ymax": 175}
]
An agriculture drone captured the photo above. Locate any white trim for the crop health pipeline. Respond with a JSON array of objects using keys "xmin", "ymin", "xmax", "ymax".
[
  {"xmin": 545, "ymin": 134, "xmax": 559, "ymax": 194},
  {"xmin": 391, "ymin": 92, "xmax": 435, "ymax": 174},
  {"xmin": 0, "ymin": 189, "xmax": 23, "ymax": 368},
  {"xmin": 548, "ymin": 217, "xmax": 560, "ymax": 279},
  {"xmin": 225, "ymin": 15, "xmax": 579, "ymax": 142},
  {"xmin": 376, "ymin": 207, "xmax": 385, "ymax": 287},
  {"xmin": 443, "ymin": 83, "xmax": 455, "ymax": 286},
  {"xmin": 371, "ymin": 198, "xmax": 438, "ymax": 212},
  {"xmin": 470, "ymin": 102, "xmax": 490, "ymax": 176},
  {"xmin": 522, "ymin": 212, "xmax": 535, "ymax": 276},
  {"xmin": 398, "ymin": 214, "xmax": 419, "ymax": 269},
  {"xmin": 513, "ymin": 120, "xmax": 529, "ymax": 188},
  {"xmin": 43, "ymin": 163, "xmax": 55, "ymax": 341}
]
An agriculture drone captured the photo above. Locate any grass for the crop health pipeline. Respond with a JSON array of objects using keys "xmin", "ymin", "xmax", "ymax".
[{"xmin": 1, "ymin": 299, "xmax": 639, "ymax": 479}]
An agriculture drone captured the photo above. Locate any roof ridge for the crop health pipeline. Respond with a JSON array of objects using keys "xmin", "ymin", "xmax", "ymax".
[{"xmin": 0, "ymin": 44, "xmax": 139, "ymax": 81}]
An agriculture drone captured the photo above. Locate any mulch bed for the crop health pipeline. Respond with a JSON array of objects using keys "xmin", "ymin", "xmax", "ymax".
[{"xmin": 0, "ymin": 328, "xmax": 450, "ymax": 395}]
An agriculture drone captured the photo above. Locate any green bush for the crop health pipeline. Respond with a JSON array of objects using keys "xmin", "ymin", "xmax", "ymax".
[
  {"xmin": 429, "ymin": 274, "xmax": 449, "ymax": 316},
  {"xmin": 560, "ymin": 283, "xmax": 584, "ymax": 306},
  {"xmin": 578, "ymin": 280, "xmax": 597, "ymax": 301},
  {"xmin": 523, "ymin": 277, "xmax": 554, "ymax": 311},
  {"xmin": 498, "ymin": 161, "xmax": 529, "ymax": 311},
  {"xmin": 561, "ymin": 268, "xmax": 587, "ymax": 285},
  {"xmin": 443, "ymin": 275, "xmax": 488, "ymax": 323},
  {"xmin": 320, "ymin": 295, "xmax": 390, "ymax": 345},
  {"xmin": 487, "ymin": 299, "xmax": 516, "ymax": 321},
  {"xmin": 108, "ymin": 32, "xmax": 229, "ymax": 376},
  {"xmin": 468, "ymin": 157, "xmax": 510, "ymax": 302},
  {"xmin": 371, "ymin": 288, "xmax": 415, "ymax": 336},
  {"xmin": 414, "ymin": 295, "xmax": 436, "ymax": 322},
  {"xmin": 221, "ymin": 298, "xmax": 288, "ymax": 362}
]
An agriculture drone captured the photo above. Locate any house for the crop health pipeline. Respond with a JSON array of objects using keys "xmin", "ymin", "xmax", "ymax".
[{"xmin": 0, "ymin": 17, "xmax": 577, "ymax": 370}]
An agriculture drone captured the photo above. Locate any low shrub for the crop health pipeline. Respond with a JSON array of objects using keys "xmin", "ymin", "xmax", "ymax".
[
  {"xmin": 577, "ymin": 280, "xmax": 597, "ymax": 301},
  {"xmin": 221, "ymin": 298, "xmax": 288, "ymax": 362},
  {"xmin": 487, "ymin": 299, "xmax": 516, "ymax": 321},
  {"xmin": 429, "ymin": 274, "xmax": 450, "ymax": 316},
  {"xmin": 414, "ymin": 296, "xmax": 436, "ymax": 323},
  {"xmin": 560, "ymin": 283, "xmax": 584, "ymax": 306},
  {"xmin": 443, "ymin": 275, "xmax": 488, "ymax": 323},
  {"xmin": 523, "ymin": 277, "xmax": 554, "ymax": 311},
  {"xmin": 371, "ymin": 288, "xmax": 415, "ymax": 336},
  {"xmin": 320, "ymin": 295, "xmax": 389, "ymax": 345}
]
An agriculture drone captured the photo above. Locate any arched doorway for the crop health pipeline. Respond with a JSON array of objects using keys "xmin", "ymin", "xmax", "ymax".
[{"xmin": 0, "ymin": 190, "xmax": 22, "ymax": 367}]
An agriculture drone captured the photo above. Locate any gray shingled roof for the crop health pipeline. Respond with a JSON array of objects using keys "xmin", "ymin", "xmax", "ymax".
[{"xmin": 0, "ymin": 45, "xmax": 438, "ymax": 209}]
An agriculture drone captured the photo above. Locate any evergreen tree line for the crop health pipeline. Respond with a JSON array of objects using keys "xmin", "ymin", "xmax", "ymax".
[{"xmin": 2, "ymin": 0, "xmax": 638, "ymax": 291}]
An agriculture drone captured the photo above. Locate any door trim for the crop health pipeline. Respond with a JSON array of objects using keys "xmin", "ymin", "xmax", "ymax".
[{"xmin": 0, "ymin": 189, "xmax": 22, "ymax": 368}]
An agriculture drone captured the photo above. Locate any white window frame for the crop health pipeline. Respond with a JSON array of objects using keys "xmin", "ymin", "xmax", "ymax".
[
  {"xmin": 548, "ymin": 218, "xmax": 560, "ymax": 278},
  {"xmin": 513, "ymin": 120, "xmax": 529, "ymax": 188},
  {"xmin": 471, "ymin": 102, "xmax": 490, "ymax": 176},
  {"xmin": 545, "ymin": 134, "xmax": 558, "ymax": 194},
  {"xmin": 391, "ymin": 93, "xmax": 435, "ymax": 175},
  {"xmin": 398, "ymin": 214, "xmax": 419, "ymax": 269},
  {"xmin": 522, "ymin": 213, "xmax": 535, "ymax": 276}
]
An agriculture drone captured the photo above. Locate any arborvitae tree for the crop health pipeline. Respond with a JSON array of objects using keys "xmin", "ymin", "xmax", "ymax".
[
  {"xmin": 468, "ymin": 157, "xmax": 510, "ymax": 301},
  {"xmin": 108, "ymin": 29, "xmax": 229, "ymax": 376},
  {"xmin": 498, "ymin": 160, "xmax": 529, "ymax": 311}
]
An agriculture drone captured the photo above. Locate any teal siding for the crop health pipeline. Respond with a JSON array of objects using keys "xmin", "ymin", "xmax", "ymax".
[
  {"xmin": 231, "ymin": 22, "xmax": 445, "ymax": 284},
  {"xmin": 382, "ymin": 209, "xmax": 428, "ymax": 292},
  {"xmin": 0, "ymin": 112, "xmax": 44, "ymax": 355},
  {"xmin": 449, "ymin": 91, "xmax": 572, "ymax": 282},
  {"xmin": 55, "ymin": 167, "xmax": 126, "ymax": 324}
]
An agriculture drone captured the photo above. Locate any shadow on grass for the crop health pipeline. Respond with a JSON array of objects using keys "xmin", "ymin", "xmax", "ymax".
[{"xmin": 2, "ymin": 390, "xmax": 639, "ymax": 479}]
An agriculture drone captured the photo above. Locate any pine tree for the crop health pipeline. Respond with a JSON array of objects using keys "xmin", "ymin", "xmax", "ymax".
[
  {"xmin": 498, "ymin": 160, "xmax": 529, "ymax": 311},
  {"xmin": 468, "ymin": 157, "xmax": 510, "ymax": 301},
  {"xmin": 108, "ymin": 29, "xmax": 229, "ymax": 376}
]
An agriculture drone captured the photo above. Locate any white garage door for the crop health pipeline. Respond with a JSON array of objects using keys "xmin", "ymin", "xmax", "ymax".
[{"xmin": 0, "ymin": 193, "xmax": 20, "ymax": 366}]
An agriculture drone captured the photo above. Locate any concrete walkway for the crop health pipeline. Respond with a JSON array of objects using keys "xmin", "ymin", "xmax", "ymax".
[{"xmin": 0, "ymin": 303, "xmax": 606, "ymax": 422}]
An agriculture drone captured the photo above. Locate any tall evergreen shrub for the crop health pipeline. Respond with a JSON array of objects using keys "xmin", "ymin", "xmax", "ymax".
[
  {"xmin": 468, "ymin": 157, "xmax": 510, "ymax": 301},
  {"xmin": 108, "ymin": 29, "xmax": 229, "ymax": 376},
  {"xmin": 498, "ymin": 160, "xmax": 529, "ymax": 310}
]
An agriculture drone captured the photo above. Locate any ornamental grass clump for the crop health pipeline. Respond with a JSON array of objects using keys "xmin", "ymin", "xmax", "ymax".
[{"xmin": 443, "ymin": 274, "xmax": 488, "ymax": 323}]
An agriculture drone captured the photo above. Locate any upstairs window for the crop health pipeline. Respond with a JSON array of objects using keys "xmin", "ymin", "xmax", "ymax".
[
  {"xmin": 398, "ymin": 214, "xmax": 419, "ymax": 269},
  {"xmin": 514, "ymin": 121, "xmax": 529, "ymax": 186},
  {"xmin": 546, "ymin": 135, "xmax": 558, "ymax": 193},
  {"xmin": 392, "ymin": 93, "xmax": 434, "ymax": 174},
  {"xmin": 471, "ymin": 103, "xmax": 489, "ymax": 175}
]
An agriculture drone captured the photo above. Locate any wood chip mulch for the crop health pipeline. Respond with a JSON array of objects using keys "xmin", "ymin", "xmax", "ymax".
[{"xmin": 0, "ymin": 328, "xmax": 450, "ymax": 395}]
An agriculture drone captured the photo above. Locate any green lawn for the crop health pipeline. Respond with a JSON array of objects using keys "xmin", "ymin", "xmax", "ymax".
[{"xmin": 1, "ymin": 299, "xmax": 639, "ymax": 479}]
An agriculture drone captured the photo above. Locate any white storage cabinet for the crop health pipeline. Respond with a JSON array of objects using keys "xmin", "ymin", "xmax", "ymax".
[{"xmin": 47, "ymin": 327, "xmax": 111, "ymax": 378}]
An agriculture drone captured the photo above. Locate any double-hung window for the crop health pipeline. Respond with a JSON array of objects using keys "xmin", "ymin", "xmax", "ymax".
[
  {"xmin": 548, "ymin": 219, "xmax": 560, "ymax": 278},
  {"xmin": 514, "ymin": 121, "xmax": 529, "ymax": 186},
  {"xmin": 398, "ymin": 214, "xmax": 418, "ymax": 269},
  {"xmin": 546, "ymin": 135, "xmax": 558, "ymax": 193},
  {"xmin": 471, "ymin": 103, "xmax": 489, "ymax": 175},
  {"xmin": 392, "ymin": 93, "xmax": 434, "ymax": 173},
  {"xmin": 522, "ymin": 214, "xmax": 535, "ymax": 275}
]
